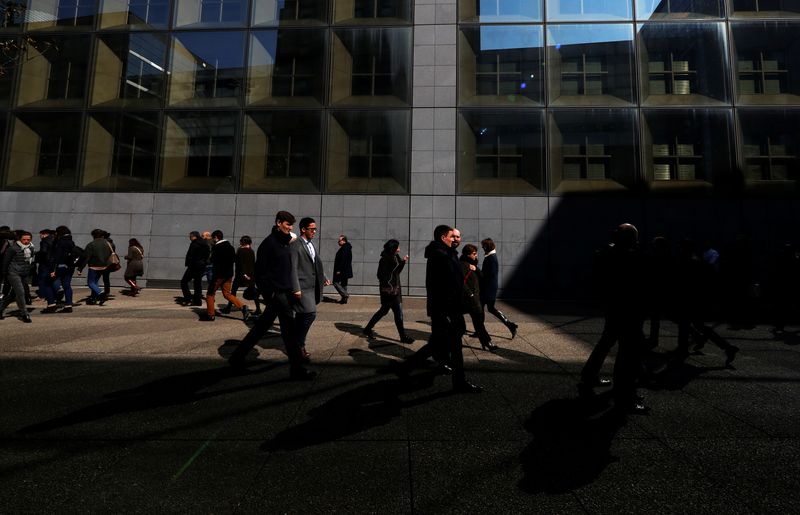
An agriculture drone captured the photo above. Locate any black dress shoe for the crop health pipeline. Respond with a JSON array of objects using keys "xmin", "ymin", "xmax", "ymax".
[
  {"xmin": 199, "ymin": 314, "xmax": 215, "ymax": 322},
  {"xmin": 480, "ymin": 341, "xmax": 499, "ymax": 352},
  {"xmin": 435, "ymin": 363, "xmax": 453, "ymax": 375},
  {"xmin": 340, "ymin": 297, "xmax": 348, "ymax": 304},
  {"xmin": 22, "ymin": 315, "xmax": 32, "ymax": 323},
  {"xmin": 453, "ymin": 380, "xmax": 483, "ymax": 393},
  {"xmin": 289, "ymin": 367, "xmax": 317, "ymax": 381},
  {"xmin": 508, "ymin": 322, "xmax": 518, "ymax": 339},
  {"xmin": 399, "ymin": 335, "xmax": 415, "ymax": 344},
  {"xmin": 362, "ymin": 328, "xmax": 376, "ymax": 339}
]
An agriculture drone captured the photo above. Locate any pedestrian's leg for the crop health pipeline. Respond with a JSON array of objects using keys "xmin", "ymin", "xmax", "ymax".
[
  {"xmin": 294, "ymin": 312, "xmax": 316, "ymax": 351},
  {"xmin": 206, "ymin": 279, "xmax": 220, "ymax": 317},
  {"xmin": 86, "ymin": 269, "xmax": 102, "ymax": 300},
  {"xmin": 365, "ymin": 304, "xmax": 390, "ymax": 331},
  {"xmin": 58, "ymin": 268, "xmax": 74, "ymax": 307},
  {"xmin": 581, "ymin": 316, "xmax": 619, "ymax": 383},
  {"xmin": 180, "ymin": 268, "xmax": 193, "ymax": 301},
  {"xmin": 8, "ymin": 273, "xmax": 28, "ymax": 318},
  {"xmin": 448, "ymin": 314, "xmax": 468, "ymax": 386},
  {"xmin": 220, "ymin": 278, "xmax": 243, "ymax": 310}
]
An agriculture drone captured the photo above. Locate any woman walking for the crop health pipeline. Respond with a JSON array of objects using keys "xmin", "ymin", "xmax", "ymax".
[
  {"xmin": 461, "ymin": 244, "xmax": 497, "ymax": 351},
  {"xmin": 362, "ymin": 239, "xmax": 414, "ymax": 343},
  {"xmin": 124, "ymin": 238, "xmax": 144, "ymax": 295},
  {"xmin": 0, "ymin": 231, "xmax": 35, "ymax": 322},
  {"xmin": 480, "ymin": 238, "xmax": 518, "ymax": 338}
]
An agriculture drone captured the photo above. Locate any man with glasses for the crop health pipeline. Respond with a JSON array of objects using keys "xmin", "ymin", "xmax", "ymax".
[{"xmin": 291, "ymin": 217, "xmax": 331, "ymax": 362}]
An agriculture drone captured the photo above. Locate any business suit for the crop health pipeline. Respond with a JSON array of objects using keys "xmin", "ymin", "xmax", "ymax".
[{"xmin": 291, "ymin": 236, "xmax": 326, "ymax": 352}]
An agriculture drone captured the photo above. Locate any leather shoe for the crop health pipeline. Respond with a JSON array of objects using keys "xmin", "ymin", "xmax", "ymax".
[
  {"xmin": 453, "ymin": 380, "xmax": 483, "ymax": 393},
  {"xmin": 480, "ymin": 341, "xmax": 499, "ymax": 352},
  {"xmin": 399, "ymin": 336, "xmax": 415, "ymax": 344},
  {"xmin": 362, "ymin": 328, "xmax": 376, "ymax": 339},
  {"xmin": 199, "ymin": 314, "xmax": 215, "ymax": 322},
  {"xmin": 22, "ymin": 315, "xmax": 32, "ymax": 323},
  {"xmin": 289, "ymin": 367, "xmax": 317, "ymax": 381},
  {"xmin": 435, "ymin": 363, "xmax": 453, "ymax": 375}
]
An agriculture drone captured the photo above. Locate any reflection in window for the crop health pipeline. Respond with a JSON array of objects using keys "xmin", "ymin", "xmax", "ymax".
[
  {"xmin": 16, "ymin": 35, "xmax": 90, "ymax": 107},
  {"xmin": 457, "ymin": 109, "xmax": 544, "ymax": 194},
  {"xmin": 327, "ymin": 110, "xmax": 408, "ymax": 192},
  {"xmin": 636, "ymin": 0, "xmax": 723, "ymax": 19},
  {"xmin": 253, "ymin": 0, "xmax": 328, "ymax": 26},
  {"xmin": 642, "ymin": 109, "xmax": 733, "ymax": 191},
  {"xmin": 330, "ymin": 28, "xmax": 410, "ymax": 106},
  {"xmin": 169, "ymin": 31, "xmax": 245, "ymax": 107},
  {"xmin": 26, "ymin": 0, "xmax": 96, "ymax": 29},
  {"xmin": 56, "ymin": 0, "xmax": 96, "ymax": 26},
  {"xmin": 548, "ymin": 109, "xmax": 637, "ymax": 194},
  {"xmin": 174, "ymin": 0, "xmax": 247, "ymax": 26},
  {"xmin": 731, "ymin": 0, "xmax": 800, "ymax": 17},
  {"xmin": 1, "ymin": 2, "xmax": 26, "ymax": 28},
  {"xmin": 333, "ymin": 0, "xmax": 410, "ymax": 23},
  {"xmin": 92, "ymin": 33, "xmax": 168, "ymax": 107},
  {"xmin": 99, "ymin": 0, "xmax": 170, "ymax": 28},
  {"xmin": 732, "ymin": 22, "xmax": 800, "ymax": 105},
  {"xmin": 739, "ymin": 110, "xmax": 799, "ymax": 190},
  {"xmin": 161, "ymin": 112, "xmax": 237, "ymax": 191},
  {"xmin": 242, "ymin": 110, "xmax": 321, "ymax": 192},
  {"xmin": 547, "ymin": 24, "xmax": 634, "ymax": 106},
  {"xmin": 83, "ymin": 112, "xmax": 159, "ymax": 190},
  {"xmin": 5, "ymin": 112, "xmax": 81, "ymax": 189},
  {"xmin": 638, "ymin": 22, "xmax": 729, "ymax": 106},
  {"xmin": 248, "ymin": 30, "xmax": 326, "ymax": 106},
  {"xmin": 546, "ymin": 0, "xmax": 632, "ymax": 21},
  {"xmin": 459, "ymin": 26, "xmax": 543, "ymax": 106},
  {"xmin": 458, "ymin": 0, "xmax": 542, "ymax": 22},
  {"xmin": 0, "ymin": 37, "xmax": 18, "ymax": 105}
]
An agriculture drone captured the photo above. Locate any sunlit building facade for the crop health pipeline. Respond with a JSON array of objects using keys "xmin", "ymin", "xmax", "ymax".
[{"xmin": 0, "ymin": 0, "xmax": 798, "ymax": 298}]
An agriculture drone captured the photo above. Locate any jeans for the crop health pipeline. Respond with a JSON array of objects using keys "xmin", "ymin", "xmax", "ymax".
[
  {"xmin": 37, "ymin": 268, "xmax": 56, "ymax": 305},
  {"xmin": 87, "ymin": 268, "xmax": 103, "ymax": 298},
  {"xmin": 55, "ymin": 266, "xmax": 74, "ymax": 305},
  {"xmin": 1, "ymin": 272, "xmax": 29, "ymax": 314},
  {"xmin": 365, "ymin": 296, "xmax": 406, "ymax": 338}
]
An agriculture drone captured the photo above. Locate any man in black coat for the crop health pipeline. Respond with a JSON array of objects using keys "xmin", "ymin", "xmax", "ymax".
[
  {"xmin": 202, "ymin": 230, "xmax": 247, "ymax": 322},
  {"xmin": 333, "ymin": 234, "xmax": 352, "ymax": 304},
  {"xmin": 181, "ymin": 231, "xmax": 209, "ymax": 306},
  {"xmin": 229, "ymin": 211, "xmax": 315, "ymax": 380},
  {"xmin": 398, "ymin": 224, "xmax": 482, "ymax": 393}
]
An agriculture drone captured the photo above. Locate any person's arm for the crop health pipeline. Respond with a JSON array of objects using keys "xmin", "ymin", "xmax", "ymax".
[{"xmin": 290, "ymin": 243, "xmax": 301, "ymax": 298}]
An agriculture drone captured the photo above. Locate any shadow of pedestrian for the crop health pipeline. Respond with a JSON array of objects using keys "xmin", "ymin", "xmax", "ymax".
[
  {"xmin": 263, "ymin": 373, "xmax": 441, "ymax": 452},
  {"xmin": 518, "ymin": 394, "xmax": 624, "ymax": 494}
]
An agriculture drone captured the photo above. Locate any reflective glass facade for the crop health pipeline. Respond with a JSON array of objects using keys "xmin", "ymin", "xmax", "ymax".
[{"xmin": 0, "ymin": 0, "xmax": 798, "ymax": 196}]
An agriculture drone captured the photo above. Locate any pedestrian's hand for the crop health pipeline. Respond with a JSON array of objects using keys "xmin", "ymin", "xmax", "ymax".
[
  {"xmin": 404, "ymin": 255, "xmax": 409, "ymax": 262},
  {"xmin": 324, "ymin": 279, "xmax": 332, "ymax": 286},
  {"xmin": 243, "ymin": 274, "xmax": 250, "ymax": 280},
  {"xmin": 50, "ymin": 272, "xmax": 56, "ymax": 278},
  {"xmin": 293, "ymin": 290, "xmax": 302, "ymax": 299},
  {"xmin": 469, "ymin": 264, "xmax": 476, "ymax": 271}
]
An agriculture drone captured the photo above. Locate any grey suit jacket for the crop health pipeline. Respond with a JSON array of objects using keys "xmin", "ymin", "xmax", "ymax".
[{"xmin": 291, "ymin": 238, "xmax": 326, "ymax": 314}]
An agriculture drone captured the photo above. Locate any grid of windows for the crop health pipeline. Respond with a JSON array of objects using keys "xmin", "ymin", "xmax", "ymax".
[{"xmin": 457, "ymin": 0, "xmax": 800, "ymax": 195}]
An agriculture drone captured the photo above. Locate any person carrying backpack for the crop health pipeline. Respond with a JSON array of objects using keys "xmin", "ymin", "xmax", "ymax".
[{"xmin": 44, "ymin": 226, "xmax": 79, "ymax": 313}]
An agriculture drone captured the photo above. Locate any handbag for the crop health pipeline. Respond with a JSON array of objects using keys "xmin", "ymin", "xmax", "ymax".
[
  {"xmin": 106, "ymin": 242, "xmax": 121, "ymax": 272},
  {"xmin": 243, "ymin": 285, "xmax": 257, "ymax": 301}
]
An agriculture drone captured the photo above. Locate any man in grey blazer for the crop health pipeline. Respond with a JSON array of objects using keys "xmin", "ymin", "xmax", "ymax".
[{"xmin": 291, "ymin": 217, "xmax": 331, "ymax": 361}]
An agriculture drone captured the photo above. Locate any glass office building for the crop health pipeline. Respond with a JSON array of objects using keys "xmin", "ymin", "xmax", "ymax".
[{"xmin": 0, "ymin": 0, "xmax": 798, "ymax": 298}]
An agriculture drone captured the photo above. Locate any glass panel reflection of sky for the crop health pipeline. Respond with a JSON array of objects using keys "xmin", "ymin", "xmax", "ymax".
[
  {"xmin": 547, "ymin": 23, "xmax": 633, "ymax": 47},
  {"xmin": 480, "ymin": 25, "xmax": 543, "ymax": 51},
  {"xmin": 477, "ymin": 0, "xmax": 542, "ymax": 21},
  {"xmin": 546, "ymin": 0, "xmax": 632, "ymax": 20}
]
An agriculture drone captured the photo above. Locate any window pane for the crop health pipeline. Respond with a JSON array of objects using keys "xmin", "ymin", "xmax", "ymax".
[
  {"xmin": 642, "ymin": 109, "xmax": 733, "ymax": 193},
  {"xmin": 738, "ymin": 109, "xmax": 800, "ymax": 193},
  {"xmin": 160, "ymin": 111, "xmax": 238, "ymax": 191},
  {"xmin": 547, "ymin": 24, "xmax": 635, "ymax": 106},
  {"xmin": 327, "ymin": 110, "xmax": 409, "ymax": 192},
  {"xmin": 169, "ymin": 31, "xmax": 245, "ymax": 107},
  {"xmin": 548, "ymin": 109, "xmax": 637, "ymax": 194},
  {"xmin": 248, "ymin": 29, "xmax": 327, "ymax": 107},
  {"xmin": 5, "ymin": 112, "xmax": 82, "ymax": 189},
  {"xmin": 459, "ymin": 0, "xmax": 542, "ymax": 22},
  {"xmin": 458, "ymin": 109, "xmax": 545, "ymax": 194},
  {"xmin": 459, "ymin": 25, "xmax": 544, "ymax": 106},
  {"xmin": 638, "ymin": 22, "xmax": 730, "ymax": 106},
  {"xmin": 83, "ymin": 112, "xmax": 160, "ymax": 191},
  {"xmin": 546, "ymin": 0, "xmax": 632, "ymax": 20},
  {"xmin": 174, "ymin": 0, "xmax": 247, "ymax": 27},
  {"xmin": 330, "ymin": 27, "xmax": 411, "ymax": 106},
  {"xmin": 0, "ymin": 1, "xmax": 26, "ymax": 30},
  {"xmin": 253, "ymin": 0, "xmax": 329, "ymax": 26},
  {"xmin": 241, "ymin": 110, "xmax": 322, "ymax": 192},
  {"xmin": 16, "ymin": 34, "xmax": 90, "ymax": 108},
  {"xmin": 731, "ymin": 21, "xmax": 800, "ymax": 105},
  {"xmin": 636, "ymin": 0, "xmax": 724, "ymax": 19},
  {"xmin": 333, "ymin": 0, "xmax": 412, "ymax": 24},
  {"xmin": 25, "ymin": 0, "xmax": 97, "ymax": 30},
  {"xmin": 99, "ymin": 0, "xmax": 170, "ymax": 29},
  {"xmin": 92, "ymin": 33, "xmax": 168, "ymax": 108},
  {"xmin": 731, "ymin": 0, "xmax": 800, "ymax": 18}
]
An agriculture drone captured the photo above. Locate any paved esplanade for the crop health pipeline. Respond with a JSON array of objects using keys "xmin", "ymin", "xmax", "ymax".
[{"xmin": 2, "ymin": 289, "xmax": 800, "ymax": 513}]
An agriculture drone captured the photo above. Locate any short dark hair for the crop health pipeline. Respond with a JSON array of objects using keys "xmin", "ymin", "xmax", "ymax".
[
  {"xmin": 275, "ymin": 211, "xmax": 296, "ymax": 224},
  {"xmin": 91, "ymin": 229, "xmax": 105, "ymax": 239},
  {"xmin": 55, "ymin": 226, "xmax": 71, "ymax": 238},
  {"xmin": 434, "ymin": 224, "xmax": 452, "ymax": 241},
  {"xmin": 39, "ymin": 229, "xmax": 54, "ymax": 236},
  {"xmin": 299, "ymin": 217, "xmax": 316, "ymax": 230},
  {"xmin": 190, "ymin": 231, "xmax": 201, "ymax": 239},
  {"xmin": 212, "ymin": 230, "xmax": 224, "ymax": 240},
  {"xmin": 240, "ymin": 235, "xmax": 252, "ymax": 245},
  {"xmin": 19, "ymin": 231, "xmax": 32, "ymax": 239},
  {"xmin": 481, "ymin": 238, "xmax": 496, "ymax": 252},
  {"xmin": 462, "ymin": 244, "xmax": 478, "ymax": 256},
  {"xmin": 339, "ymin": 234, "xmax": 347, "ymax": 242}
]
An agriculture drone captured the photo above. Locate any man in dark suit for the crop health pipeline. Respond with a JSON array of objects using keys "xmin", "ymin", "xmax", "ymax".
[
  {"xmin": 291, "ymin": 217, "xmax": 331, "ymax": 362},
  {"xmin": 229, "ymin": 211, "xmax": 315, "ymax": 380},
  {"xmin": 399, "ymin": 224, "xmax": 482, "ymax": 393},
  {"xmin": 181, "ymin": 231, "xmax": 210, "ymax": 306},
  {"xmin": 333, "ymin": 234, "xmax": 352, "ymax": 304}
]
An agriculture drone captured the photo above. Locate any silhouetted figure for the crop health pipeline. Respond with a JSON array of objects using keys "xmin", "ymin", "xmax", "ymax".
[
  {"xmin": 673, "ymin": 239, "xmax": 739, "ymax": 368},
  {"xmin": 333, "ymin": 234, "xmax": 352, "ymax": 304},
  {"xmin": 645, "ymin": 236, "xmax": 673, "ymax": 348},
  {"xmin": 363, "ymin": 239, "xmax": 414, "ymax": 343},
  {"xmin": 771, "ymin": 243, "xmax": 800, "ymax": 334},
  {"xmin": 460, "ymin": 244, "xmax": 497, "ymax": 351},
  {"xmin": 398, "ymin": 225, "xmax": 482, "ymax": 393},
  {"xmin": 180, "ymin": 231, "xmax": 209, "ymax": 306},
  {"xmin": 480, "ymin": 238, "xmax": 518, "ymax": 338}
]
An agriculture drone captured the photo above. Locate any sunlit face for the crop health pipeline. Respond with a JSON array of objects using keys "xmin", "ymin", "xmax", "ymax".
[
  {"xmin": 276, "ymin": 220, "xmax": 293, "ymax": 235},
  {"xmin": 20, "ymin": 235, "xmax": 32, "ymax": 245},
  {"xmin": 301, "ymin": 223, "xmax": 317, "ymax": 241},
  {"xmin": 440, "ymin": 230, "xmax": 454, "ymax": 246},
  {"xmin": 202, "ymin": 231, "xmax": 211, "ymax": 240},
  {"xmin": 338, "ymin": 237, "xmax": 346, "ymax": 247},
  {"xmin": 451, "ymin": 229, "xmax": 461, "ymax": 248},
  {"xmin": 469, "ymin": 250, "xmax": 478, "ymax": 259}
]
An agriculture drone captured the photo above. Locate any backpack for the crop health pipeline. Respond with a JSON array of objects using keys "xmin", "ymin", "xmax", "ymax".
[{"xmin": 66, "ymin": 243, "xmax": 87, "ymax": 268}]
